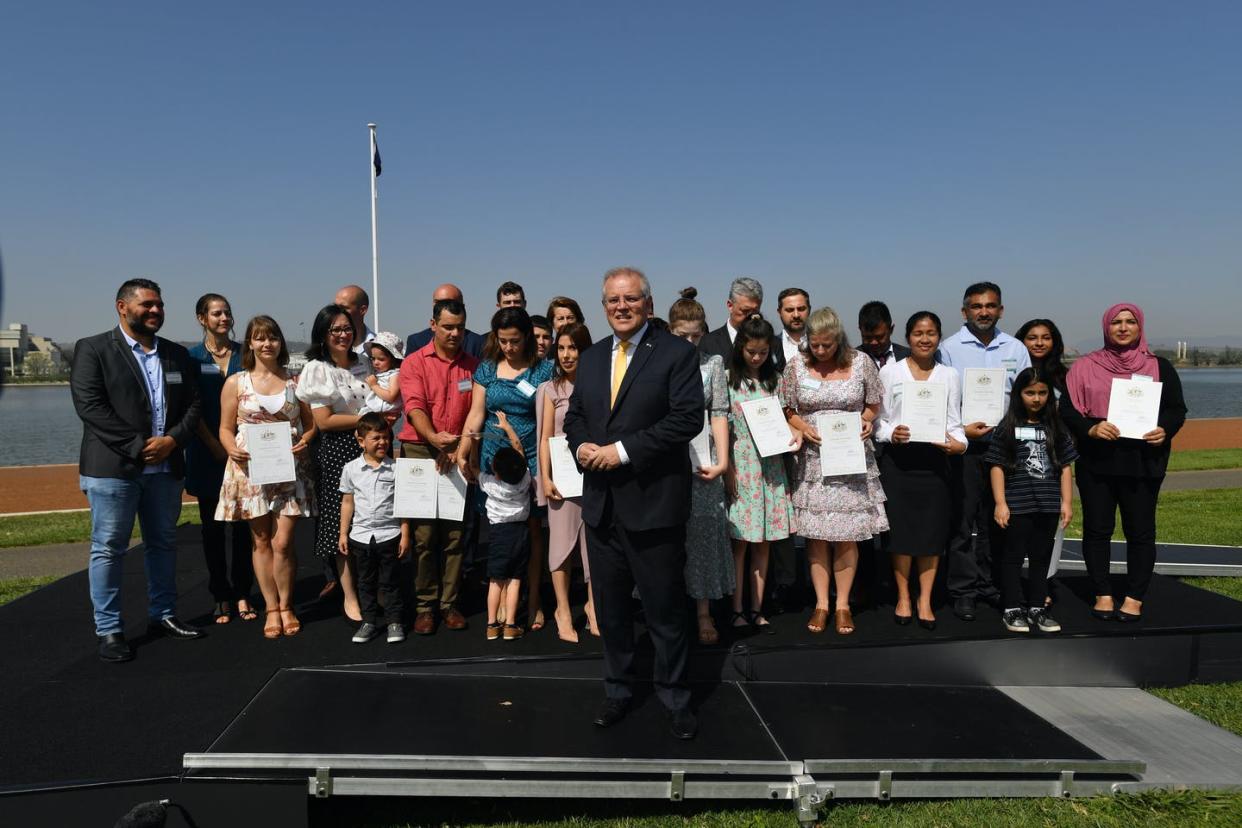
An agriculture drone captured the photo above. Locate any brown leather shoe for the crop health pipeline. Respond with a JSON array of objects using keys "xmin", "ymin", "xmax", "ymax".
[
  {"xmin": 414, "ymin": 611, "xmax": 436, "ymax": 636},
  {"xmin": 442, "ymin": 607, "xmax": 468, "ymax": 631}
]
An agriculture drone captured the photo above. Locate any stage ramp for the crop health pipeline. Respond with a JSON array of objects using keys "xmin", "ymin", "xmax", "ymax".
[{"xmin": 181, "ymin": 668, "xmax": 1242, "ymax": 825}]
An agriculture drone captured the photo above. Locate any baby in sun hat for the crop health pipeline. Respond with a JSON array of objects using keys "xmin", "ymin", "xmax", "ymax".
[{"xmin": 362, "ymin": 331, "xmax": 405, "ymax": 417}]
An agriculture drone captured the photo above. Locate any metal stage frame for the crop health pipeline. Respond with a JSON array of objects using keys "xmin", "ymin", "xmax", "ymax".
[{"xmin": 1057, "ymin": 538, "xmax": 1242, "ymax": 577}]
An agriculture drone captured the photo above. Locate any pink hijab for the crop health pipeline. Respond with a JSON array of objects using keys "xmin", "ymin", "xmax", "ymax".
[{"xmin": 1066, "ymin": 302, "xmax": 1160, "ymax": 418}]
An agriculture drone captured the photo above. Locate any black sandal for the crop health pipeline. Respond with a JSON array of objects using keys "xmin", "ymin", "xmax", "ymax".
[
  {"xmin": 748, "ymin": 610, "xmax": 776, "ymax": 635},
  {"xmin": 730, "ymin": 610, "xmax": 750, "ymax": 628}
]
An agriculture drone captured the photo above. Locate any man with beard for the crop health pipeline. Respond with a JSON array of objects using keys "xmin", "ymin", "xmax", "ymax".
[
  {"xmin": 776, "ymin": 288, "xmax": 811, "ymax": 364},
  {"xmin": 71, "ymin": 279, "xmax": 204, "ymax": 662},
  {"xmin": 938, "ymin": 282, "xmax": 1030, "ymax": 621}
]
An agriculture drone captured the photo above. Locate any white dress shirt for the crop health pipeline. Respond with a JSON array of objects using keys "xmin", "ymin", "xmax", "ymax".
[
  {"xmin": 602, "ymin": 321, "xmax": 649, "ymax": 466},
  {"xmin": 780, "ymin": 329, "xmax": 804, "ymax": 364},
  {"xmin": 875, "ymin": 359, "xmax": 967, "ymax": 445}
]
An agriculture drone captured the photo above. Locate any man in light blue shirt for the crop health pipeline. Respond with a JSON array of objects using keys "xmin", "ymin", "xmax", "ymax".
[{"xmin": 937, "ymin": 282, "xmax": 1030, "ymax": 622}]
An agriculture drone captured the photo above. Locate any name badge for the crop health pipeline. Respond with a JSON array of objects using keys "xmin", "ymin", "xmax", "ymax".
[
  {"xmin": 1015, "ymin": 426, "xmax": 1041, "ymax": 441},
  {"xmin": 457, "ymin": 378, "xmax": 473, "ymax": 393},
  {"xmin": 516, "ymin": 379, "xmax": 537, "ymax": 397},
  {"xmin": 1001, "ymin": 358, "xmax": 1019, "ymax": 375},
  {"xmin": 799, "ymin": 378, "xmax": 822, "ymax": 391},
  {"xmin": 166, "ymin": 371, "xmax": 183, "ymax": 384},
  {"xmin": 1131, "ymin": 373, "xmax": 1154, "ymax": 383},
  {"xmin": 201, "ymin": 364, "xmax": 220, "ymax": 375}
]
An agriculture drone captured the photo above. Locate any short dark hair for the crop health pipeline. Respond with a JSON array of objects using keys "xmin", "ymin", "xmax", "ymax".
[
  {"xmin": 432, "ymin": 298, "xmax": 466, "ymax": 321},
  {"xmin": 858, "ymin": 300, "xmax": 894, "ymax": 330},
  {"xmin": 491, "ymin": 446, "xmax": 527, "ymax": 485},
  {"xmin": 962, "ymin": 282, "xmax": 1002, "ymax": 306},
  {"xmin": 904, "ymin": 310, "xmax": 942, "ymax": 340},
  {"xmin": 530, "ymin": 315, "xmax": 551, "ymax": 332},
  {"xmin": 777, "ymin": 287, "xmax": 810, "ymax": 306},
  {"xmin": 117, "ymin": 278, "xmax": 161, "ymax": 302},
  {"xmin": 496, "ymin": 281, "xmax": 525, "ymax": 303},
  {"xmin": 355, "ymin": 411, "xmax": 392, "ymax": 438}
]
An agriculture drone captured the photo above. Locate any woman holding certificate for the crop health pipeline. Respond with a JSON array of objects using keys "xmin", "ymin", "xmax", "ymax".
[
  {"xmin": 460, "ymin": 307, "xmax": 555, "ymax": 631},
  {"xmin": 1061, "ymin": 303, "xmax": 1186, "ymax": 621},
  {"xmin": 780, "ymin": 307, "xmax": 887, "ymax": 636},
  {"xmin": 875, "ymin": 312, "xmax": 966, "ymax": 630},
  {"xmin": 297, "ymin": 305, "xmax": 372, "ymax": 622},
  {"xmin": 217, "ymin": 316, "xmax": 317, "ymax": 638},
  {"xmin": 668, "ymin": 289, "xmax": 733, "ymax": 647},
  {"xmin": 537, "ymin": 322, "xmax": 598, "ymax": 643},
  {"xmin": 725, "ymin": 315, "xmax": 796, "ymax": 634}
]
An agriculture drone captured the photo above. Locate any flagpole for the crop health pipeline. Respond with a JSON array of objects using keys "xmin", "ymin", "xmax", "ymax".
[{"xmin": 368, "ymin": 122, "xmax": 380, "ymax": 331}]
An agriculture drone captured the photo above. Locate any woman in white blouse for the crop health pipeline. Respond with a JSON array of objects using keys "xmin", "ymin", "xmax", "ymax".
[
  {"xmin": 874, "ymin": 311, "xmax": 966, "ymax": 631},
  {"xmin": 296, "ymin": 304, "xmax": 371, "ymax": 622}
]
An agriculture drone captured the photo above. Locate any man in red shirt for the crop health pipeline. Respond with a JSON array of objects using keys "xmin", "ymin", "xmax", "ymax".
[{"xmin": 399, "ymin": 298, "xmax": 480, "ymax": 634}]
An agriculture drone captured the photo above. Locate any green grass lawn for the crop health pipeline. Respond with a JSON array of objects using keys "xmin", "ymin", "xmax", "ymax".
[
  {"xmin": 1167, "ymin": 448, "xmax": 1242, "ymax": 473},
  {"xmin": 0, "ymin": 506, "xmax": 203, "ymax": 549},
  {"xmin": 1064, "ymin": 488, "xmax": 1242, "ymax": 547}
]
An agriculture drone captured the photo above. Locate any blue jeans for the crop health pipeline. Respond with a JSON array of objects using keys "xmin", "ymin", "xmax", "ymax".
[{"xmin": 81, "ymin": 473, "xmax": 183, "ymax": 635}]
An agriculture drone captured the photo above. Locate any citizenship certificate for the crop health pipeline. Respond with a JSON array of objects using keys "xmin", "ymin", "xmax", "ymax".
[
  {"xmin": 243, "ymin": 421, "xmax": 296, "ymax": 485},
  {"xmin": 1107, "ymin": 378, "xmax": 1162, "ymax": 440},
  {"xmin": 961, "ymin": 368, "xmax": 1006, "ymax": 426},
  {"xmin": 902, "ymin": 381, "xmax": 949, "ymax": 444},
  {"xmin": 740, "ymin": 395, "xmax": 795, "ymax": 458},
  {"xmin": 688, "ymin": 412, "xmax": 712, "ymax": 471},
  {"xmin": 394, "ymin": 458, "xmax": 438, "ymax": 519},
  {"xmin": 816, "ymin": 411, "xmax": 867, "ymax": 477},
  {"xmin": 548, "ymin": 435, "xmax": 584, "ymax": 498},
  {"xmin": 436, "ymin": 466, "xmax": 468, "ymax": 522}
]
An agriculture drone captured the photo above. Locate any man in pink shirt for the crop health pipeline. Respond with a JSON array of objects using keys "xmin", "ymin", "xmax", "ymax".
[{"xmin": 399, "ymin": 298, "xmax": 480, "ymax": 634}]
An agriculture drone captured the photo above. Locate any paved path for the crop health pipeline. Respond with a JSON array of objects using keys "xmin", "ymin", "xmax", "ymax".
[
  {"xmin": 1162, "ymin": 468, "xmax": 1242, "ymax": 491},
  {"xmin": 0, "ymin": 541, "xmax": 90, "ymax": 580}
]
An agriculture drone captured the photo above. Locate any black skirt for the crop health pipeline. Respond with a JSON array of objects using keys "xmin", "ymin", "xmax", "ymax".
[
  {"xmin": 880, "ymin": 444, "xmax": 952, "ymax": 557},
  {"xmin": 312, "ymin": 430, "xmax": 363, "ymax": 559}
]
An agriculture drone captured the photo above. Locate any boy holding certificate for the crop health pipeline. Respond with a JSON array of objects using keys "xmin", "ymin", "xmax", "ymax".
[{"xmin": 339, "ymin": 413, "xmax": 410, "ymax": 644}]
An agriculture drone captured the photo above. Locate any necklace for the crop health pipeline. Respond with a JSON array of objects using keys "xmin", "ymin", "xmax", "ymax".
[{"xmin": 203, "ymin": 339, "xmax": 232, "ymax": 359}]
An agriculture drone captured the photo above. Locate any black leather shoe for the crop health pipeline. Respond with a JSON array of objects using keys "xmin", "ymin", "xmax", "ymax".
[
  {"xmin": 669, "ymin": 707, "xmax": 698, "ymax": 740},
  {"xmin": 953, "ymin": 597, "xmax": 976, "ymax": 621},
  {"xmin": 149, "ymin": 616, "xmax": 205, "ymax": 640},
  {"xmin": 98, "ymin": 633, "xmax": 133, "ymax": 663},
  {"xmin": 593, "ymin": 699, "xmax": 630, "ymax": 728},
  {"xmin": 1114, "ymin": 609, "xmax": 1143, "ymax": 623}
]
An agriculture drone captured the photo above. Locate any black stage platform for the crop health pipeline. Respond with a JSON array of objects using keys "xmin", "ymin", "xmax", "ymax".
[{"xmin": 0, "ymin": 524, "xmax": 1239, "ymax": 824}]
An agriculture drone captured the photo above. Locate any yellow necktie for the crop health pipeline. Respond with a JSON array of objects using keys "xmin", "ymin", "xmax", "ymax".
[{"xmin": 611, "ymin": 339, "xmax": 631, "ymax": 407}]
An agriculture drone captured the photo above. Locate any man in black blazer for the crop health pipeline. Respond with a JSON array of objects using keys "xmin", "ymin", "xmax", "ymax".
[
  {"xmin": 564, "ymin": 267, "xmax": 705, "ymax": 739},
  {"xmin": 71, "ymin": 279, "xmax": 204, "ymax": 663},
  {"xmin": 858, "ymin": 300, "xmax": 911, "ymax": 370},
  {"xmin": 698, "ymin": 276, "xmax": 785, "ymax": 373},
  {"xmin": 404, "ymin": 283, "xmax": 486, "ymax": 359}
]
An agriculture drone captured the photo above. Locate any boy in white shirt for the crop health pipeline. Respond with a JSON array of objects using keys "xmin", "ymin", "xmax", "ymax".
[
  {"xmin": 480, "ymin": 411, "xmax": 531, "ymax": 642},
  {"xmin": 339, "ymin": 412, "xmax": 410, "ymax": 644}
]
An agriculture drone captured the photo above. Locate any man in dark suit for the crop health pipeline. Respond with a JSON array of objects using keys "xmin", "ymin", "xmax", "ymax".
[
  {"xmin": 858, "ymin": 300, "xmax": 911, "ymax": 370},
  {"xmin": 564, "ymin": 267, "xmax": 705, "ymax": 739},
  {"xmin": 405, "ymin": 283, "xmax": 486, "ymax": 359},
  {"xmin": 71, "ymin": 279, "xmax": 204, "ymax": 663},
  {"xmin": 698, "ymin": 276, "xmax": 785, "ymax": 373}
]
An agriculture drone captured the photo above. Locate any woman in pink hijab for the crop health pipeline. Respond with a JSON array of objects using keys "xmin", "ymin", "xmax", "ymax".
[{"xmin": 1060, "ymin": 303, "xmax": 1186, "ymax": 621}]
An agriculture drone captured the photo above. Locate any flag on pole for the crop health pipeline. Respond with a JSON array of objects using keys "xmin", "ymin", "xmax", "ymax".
[{"xmin": 373, "ymin": 139, "xmax": 382, "ymax": 177}]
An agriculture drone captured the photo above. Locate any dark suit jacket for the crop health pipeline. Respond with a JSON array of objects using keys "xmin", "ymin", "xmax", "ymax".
[
  {"xmin": 564, "ymin": 326, "xmax": 705, "ymax": 532},
  {"xmin": 70, "ymin": 328, "xmax": 202, "ymax": 479},
  {"xmin": 698, "ymin": 324, "xmax": 786, "ymax": 374},
  {"xmin": 871, "ymin": 343, "xmax": 911, "ymax": 368},
  {"xmin": 405, "ymin": 328, "xmax": 485, "ymax": 360}
]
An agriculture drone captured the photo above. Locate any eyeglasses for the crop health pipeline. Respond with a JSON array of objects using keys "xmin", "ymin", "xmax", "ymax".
[
  {"xmin": 603, "ymin": 295, "xmax": 646, "ymax": 308},
  {"xmin": 328, "ymin": 326, "xmax": 354, "ymax": 337}
]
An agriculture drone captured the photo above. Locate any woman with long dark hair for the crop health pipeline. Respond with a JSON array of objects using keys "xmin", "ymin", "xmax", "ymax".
[
  {"xmin": 1016, "ymin": 319, "xmax": 1069, "ymax": 395},
  {"xmin": 296, "ymin": 304, "xmax": 371, "ymax": 621}
]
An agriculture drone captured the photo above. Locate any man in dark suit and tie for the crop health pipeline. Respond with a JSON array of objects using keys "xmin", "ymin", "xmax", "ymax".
[
  {"xmin": 71, "ymin": 279, "xmax": 204, "ymax": 662},
  {"xmin": 697, "ymin": 276, "xmax": 786, "ymax": 373},
  {"xmin": 564, "ymin": 267, "xmax": 705, "ymax": 739},
  {"xmin": 858, "ymin": 300, "xmax": 911, "ymax": 370}
]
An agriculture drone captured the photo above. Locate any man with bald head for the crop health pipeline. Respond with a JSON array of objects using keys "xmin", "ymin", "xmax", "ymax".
[
  {"xmin": 335, "ymin": 284, "xmax": 376, "ymax": 358},
  {"xmin": 405, "ymin": 283, "xmax": 486, "ymax": 359}
]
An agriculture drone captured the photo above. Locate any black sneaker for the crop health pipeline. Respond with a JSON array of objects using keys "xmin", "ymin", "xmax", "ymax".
[
  {"xmin": 351, "ymin": 622, "xmax": 379, "ymax": 643},
  {"xmin": 1027, "ymin": 607, "xmax": 1061, "ymax": 633},
  {"xmin": 1002, "ymin": 608, "xmax": 1030, "ymax": 633}
]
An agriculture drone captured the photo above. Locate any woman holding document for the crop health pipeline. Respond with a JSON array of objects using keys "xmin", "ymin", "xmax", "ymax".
[
  {"xmin": 537, "ymin": 322, "xmax": 597, "ymax": 643},
  {"xmin": 725, "ymin": 315, "xmax": 796, "ymax": 634},
  {"xmin": 1061, "ymin": 303, "xmax": 1186, "ymax": 621},
  {"xmin": 875, "ymin": 311, "xmax": 966, "ymax": 630},
  {"xmin": 217, "ymin": 316, "xmax": 317, "ymax": 639},
  {"xmin": 668, "ymin": 289, "xmax": 733, "ymax": 647},
  {"xmin": 781, "ymin": 307, "xmax": 887, "ymax": 636}
]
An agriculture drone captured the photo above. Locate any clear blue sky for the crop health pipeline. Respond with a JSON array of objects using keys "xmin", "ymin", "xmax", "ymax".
[{"xmin": 2, "ymin": 1, "xmax": 1239, "ymax": 350}]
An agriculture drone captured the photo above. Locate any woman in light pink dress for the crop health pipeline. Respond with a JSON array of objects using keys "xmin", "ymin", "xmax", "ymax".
[{"xmin": 536, "ymin": 323, "xmax": 597, "ymax": 643}]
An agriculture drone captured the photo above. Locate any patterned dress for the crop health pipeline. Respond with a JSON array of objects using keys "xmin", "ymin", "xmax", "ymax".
[
  {"xmin": 780, "ymin": 355, "xmax": 888, "ymax": 542},
  {"xmin": 685, "ymin": 354, "xmax": 734, "ymax": 599},
  {"xmin": 474, "ymin": 358, "xmax": 555, "ymax": 482},
  {"xmin": 216, "ymin": 372, "xmax": 315, "ymax": 520},
  {"xmin": 726, "ymin": 374, "xmax": 794, "ymax": 543}
]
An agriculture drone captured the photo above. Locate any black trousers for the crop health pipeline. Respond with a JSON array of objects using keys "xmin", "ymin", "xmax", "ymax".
[
  {"xmin": 947, "ymin": 448, "xmax": 1002, "ymax": 600},
  {"xmin": 350, "ymin": 535, "xmax": 405, "ymax": 625},
  {"xmin": 585, "ymin": 508, "xmax": 690, "ymax": 713},
  {"xmin": 197, "ymin": 495, "xmax": 253, "ymax": 602},
  {"xmin": 1076, "ymin": 464, "xmax": 1162, "ymax": 600},
  {"xmin": 999, "ymin": 512, "xmax": 1059, "ymax": 609}
]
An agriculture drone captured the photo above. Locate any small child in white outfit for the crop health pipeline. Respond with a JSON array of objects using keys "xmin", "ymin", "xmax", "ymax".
[{"xmin": 363, "ymin": 331, "xmax": 404, "ymax": 418}]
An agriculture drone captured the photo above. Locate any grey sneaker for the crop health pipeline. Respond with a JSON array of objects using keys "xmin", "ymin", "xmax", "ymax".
[
  {"xmin": 1002, "ymin": 608, "xmax": 1030, "ymax": 633},
  {"xmin": 1027, "ymin": 607, "xmax": 1061, "ymax": 633},
  {"xmin": 352, "ymin": 622, "xmax": 379, "ymax": 643},
  {"xmin": 386, "ymin": 623, "xmax": 406, "ymax": 644}
]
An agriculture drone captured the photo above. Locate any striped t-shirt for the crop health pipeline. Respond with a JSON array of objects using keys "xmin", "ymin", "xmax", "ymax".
[{"xmin": 984, "ymin": 423, "xmax": 1078, "ymax": 514}]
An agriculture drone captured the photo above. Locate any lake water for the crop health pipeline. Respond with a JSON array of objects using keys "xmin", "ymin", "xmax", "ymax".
[{"xmin": 3, "ymin": 369, "xmax": 1242, "ymax": 467}]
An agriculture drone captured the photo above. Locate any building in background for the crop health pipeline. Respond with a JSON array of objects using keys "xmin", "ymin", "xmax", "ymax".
[{"xmin": 1, "ymin": 323, "xmax": 66, "ymax": 377}]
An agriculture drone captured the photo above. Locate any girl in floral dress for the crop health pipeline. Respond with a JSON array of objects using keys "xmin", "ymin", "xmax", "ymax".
[
  {"xmin": 217, "ymin": 316, "xmax": 317, "ymax": 639},
  {"xmin": 726, "ymin": 315, "xmax": 799, "ymax": 633}
]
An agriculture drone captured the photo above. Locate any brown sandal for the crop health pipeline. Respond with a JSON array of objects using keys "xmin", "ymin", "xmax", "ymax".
[
  {"xmin": 807, "ymin": 608, "xmax": 829, "ymax": 634},
  {"xmin": 835, "ymin": 608, "xmax": 855, "ymax": 635},
  {"xmin": 697, "ymin": 615, "xmax": 719, "ymax": 645},
  {"xmin": 280, "ymin": 606, "xmax": 301, "ymax": 636},
  {"xmin": 263, "ymin": 609, "xmax": 282, "ymax": 639}
]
